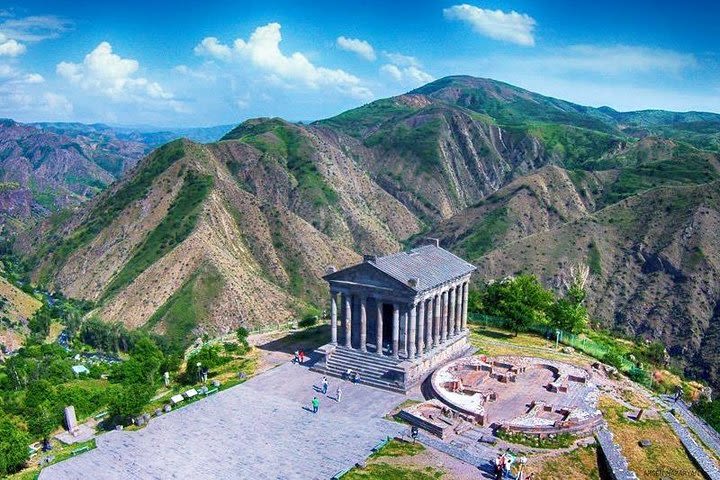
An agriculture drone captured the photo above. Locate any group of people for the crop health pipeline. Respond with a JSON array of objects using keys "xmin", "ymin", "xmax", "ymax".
[
  {"xmin": 293, "ymin": 349, "xmax": 306, "ymax": 364},
  {"xmin": 493, "ymin": 450, "xmax": 531, "ymax": 480},
  {"xmin": 310, "ymin": 376, "xmax": 342, "ymax": 414}
]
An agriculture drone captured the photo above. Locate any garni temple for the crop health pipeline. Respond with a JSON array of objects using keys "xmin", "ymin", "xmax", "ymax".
[{"xmin": 313, "ymin": 241, "xmax": 476, "ymax": 392}]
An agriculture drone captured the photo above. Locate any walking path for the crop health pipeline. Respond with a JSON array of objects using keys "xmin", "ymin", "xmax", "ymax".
[
  {"xmin": 662, "ymin": 411, "xmax": 720, "ymax": 480},
  {"xmin": 40, "ymin": 362, "xmax": 404, "ymax": 480},
  {"xmin": 661, "ymin": 395, "xmax": 720, "ymax": 458}
]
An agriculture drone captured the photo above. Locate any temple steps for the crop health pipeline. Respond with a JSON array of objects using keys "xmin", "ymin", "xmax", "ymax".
[{"xmin": 313, "ymin": 346, "xmax": 407, "ymax": 394}]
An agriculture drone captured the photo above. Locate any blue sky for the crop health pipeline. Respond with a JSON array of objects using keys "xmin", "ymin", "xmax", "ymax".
[{"xmin": 1, "ymin": 0, "xmax": 718, "ymax": 127}]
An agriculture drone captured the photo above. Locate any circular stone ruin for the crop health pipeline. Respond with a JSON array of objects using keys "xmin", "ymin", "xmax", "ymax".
[{"xmin": 431, "ymin": 355, "xmax": 602, "ymax": 436}]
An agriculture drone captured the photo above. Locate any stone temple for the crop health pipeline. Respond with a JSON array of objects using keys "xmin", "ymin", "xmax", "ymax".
[{"xmin": 313, "ymin": 241, "xmax": 476, "ymax": 392}]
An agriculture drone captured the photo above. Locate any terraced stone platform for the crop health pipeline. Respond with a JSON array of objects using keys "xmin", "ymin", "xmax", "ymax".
[{"xmin": 40, "ymin": 362, "xmax": 405, "ymax": 480}]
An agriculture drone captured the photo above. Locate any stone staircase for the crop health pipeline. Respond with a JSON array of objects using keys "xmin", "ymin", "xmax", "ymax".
[{"xmin": 313, "ymin": 346, "xmax": 406, "ymax": 393}]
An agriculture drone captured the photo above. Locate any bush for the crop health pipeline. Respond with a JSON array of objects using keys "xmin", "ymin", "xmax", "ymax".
[
  {"xmin": 299, "ymin": 315, "xmax": 318, "ymax": 328},
  {"xmin": 627, "ymin": 366, "xmax": 651, "ymax": 387},
  {"xmin": 0, "ymin": 418, "xmax": 31, "ymax": 475},
  {"xmin": 603, "ymin": 351, "xmax": 625, "ymax": 370}
]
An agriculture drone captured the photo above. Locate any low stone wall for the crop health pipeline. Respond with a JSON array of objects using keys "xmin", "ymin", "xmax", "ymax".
[
  {"xmin": 595, "ymin": 426, "xmax": 638, "ymax": 480},
  {"xmin": 662, "ymin": 411, "xmax": 720, "ymax": 480},
  {"xmin": 402, "ymin": 332, "xmax": 472, "ymax": 388}
]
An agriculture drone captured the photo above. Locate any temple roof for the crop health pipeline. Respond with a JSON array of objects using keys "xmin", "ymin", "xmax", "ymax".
[{"xmin": 368, "ymin": 245, "xmax": 475, "ymax": 292}]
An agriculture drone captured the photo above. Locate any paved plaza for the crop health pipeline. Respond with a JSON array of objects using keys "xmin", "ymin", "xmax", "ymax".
[{"xmin": 40, "ymin": 361, "xmax": 405, "ymax": 480}]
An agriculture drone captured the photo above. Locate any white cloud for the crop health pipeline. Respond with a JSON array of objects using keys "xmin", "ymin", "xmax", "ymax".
[
  {"xmin": 57, "ymin": 41, "xmax": 182, "ymax": 110},
  {"xmin": 379, "ymin": 52, "xmax": 433, "ymax": 87},
  {"xmin": 0, "ymin": 63, "xmax": 43, "ymax": 85},
  {"xmin": 0, "ymin": 33, "xmax": 25, "ymax": 56},
  {"xmin": 380, "ymin": 64, "xmax": 402, "ymax": 81},
  {"xmin": 336, "ymin": 36, "xmax": 376, "ymax": 61},
  {"xmin": 194, "ymin": 37, "xmax": 232, "ymax": 61},
  {"xmin": 194, "ymin": 23, "xmax": 372, "ymax": 99},
  {"xmin": 42, "ymin": 92, "xmax": 73, "ymax": 115},
  {"xmin": 384, "ymin": 52, "xmax": 420, "ymax": 67},
  {"xmin": 173, "ymin": 64, "xmax": 216, "ymax": 81},
  {"xmin": 528, "ymin": 45, "xmax": 697, "ymax": 74},
  {"xmin": 0, "ymin": 15, "xmax": 71, "ymax": 42},
  {"xmin": 380, "ymin": 63, "xmax": 433, "ymax": 86},
  {"xmin": 443, "ymin": 4, "xmax": 536, "ymax": 47}
]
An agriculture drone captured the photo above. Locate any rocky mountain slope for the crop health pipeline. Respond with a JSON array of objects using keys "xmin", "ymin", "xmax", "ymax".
[
  {"xmin": 19, "ymin": 77, "xmax": 720, "ymax": 386},
  {"xmin": 0, "ymin": 120, "xmax": 232, "ymax": 235}
]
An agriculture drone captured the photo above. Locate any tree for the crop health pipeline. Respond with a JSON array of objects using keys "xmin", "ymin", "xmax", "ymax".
[
  {"xmin": 467, "ymin": 289, "xmax": 484, "ymax": 315},
  {"xmin": 27, "ymin": 401, "xmax": 61, "ymax": 441},
  {"xmin": 0, "ymin": 418, "xmax": 31, "ymax": 475},
  {"xmin": 549, "ymin": 265, "xmax": 590, "ymax": 333},
  {"xmin": 109, "ymin": 384, "xmax": 153, "ymax": 422},
  {"xmin": 483, "ymin": 275, "xmax": 555, "ymax": 335}
]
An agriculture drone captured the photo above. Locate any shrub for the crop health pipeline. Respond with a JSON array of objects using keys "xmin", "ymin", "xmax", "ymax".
[{"xmin": 299, "ymin": 315, "xmax": 318, "ymax": 328}]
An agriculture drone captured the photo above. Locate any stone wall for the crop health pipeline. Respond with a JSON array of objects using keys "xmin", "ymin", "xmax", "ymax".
[{"xmin": 595, "ymin": 426, "xmax": 638, "ymax": 480}]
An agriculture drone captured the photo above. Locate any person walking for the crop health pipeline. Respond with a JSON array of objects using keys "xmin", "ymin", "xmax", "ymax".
[
  {"xmin": 336, "ymin": 386, "xmax": 342, "ymax": 402},
  {"xmin": 299, "ymin": 349, "xmax": 305, "ymax": 364},
  {"xmin": 322, "ymin": 376, "xmax": 328, "ymax": 394},
  {"xmin": 312, "ymin": 396, "xmax": 319, "ymax": 414},
  {"xmin": 293, "ymin": 350, "xmax": 299, "ymax": 364}
]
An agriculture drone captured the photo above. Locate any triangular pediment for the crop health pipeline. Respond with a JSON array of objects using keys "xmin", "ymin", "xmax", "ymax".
[{"xmin": 324, "ymin": 262, "xmax": 415, "ymax": 295}]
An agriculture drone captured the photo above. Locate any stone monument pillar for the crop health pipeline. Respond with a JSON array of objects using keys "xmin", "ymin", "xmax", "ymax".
[{"xmin": 65, "ymin": 405, "xmax": 79, "ymax": 435}]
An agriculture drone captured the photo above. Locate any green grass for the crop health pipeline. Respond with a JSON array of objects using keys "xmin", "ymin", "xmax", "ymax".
[
  {"xmin": 370, "ymin": 440, "xmax": 425, "ymax": 459},
  {"xmin": 102, "ymin": 170, "xmax": 212, "ymax": 300},
  {"xmin": 343, "ymin": 440, "xmax": 443, "ymax": 480},
  {"xmin": 457, "ymin": 206, "xmax": 509, "ymax": 260},
  {"xmin": 587, "ymin": 241, "xmax": 602, "ymax": 276},
  {"xmin": 35, "ymin": 140, "xmax": 185, "ymax": 280},
  {"xmin": 275, "ymin": 124, "xmax": 338, "ymax": 207},
  {"xmin": 227, "ymin": 119, "xmax": 337, "ymax": 208},
  {"xmin": 364, "ymin": 117, "xmax": 443, "ymax": 173},
  {"xmin": 602, "ymin": 143, "xmax": 718, "ymax": 204},
  {"xmin": 316, "ymin": 98, "xmax": 417, "ymax": 137},
  {"xmin": 496, "ymin": 429, "xmax": 576, "ymax": 449},
  {"xmin": 343, "ymin": 463, "xmax": 443, "ymax": 480},
  {"xmin": 144, "ymin": 264, "xmax": 225, "ymax": 353},
  {"xmin": 527, "ymin": 123, "xmax": 620, "ymax": 169}
]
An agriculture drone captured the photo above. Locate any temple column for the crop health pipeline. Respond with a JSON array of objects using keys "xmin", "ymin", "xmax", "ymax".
[
  {"xmin": 330, "ymin": 291, "xmax": 338, "ymax": 345},
  {"xmin": 425, "ymin": 299, "xmax": 432, "ymax": 350},
  {"xmin": 376, "ymin": 300, "xmax": 383, "ymax": 355},
  {"xmin": 408, "ymin": 303, "xmax": 417, "ymax": 359},
  {"xmin": 454, "ymin": 285, "xmax": 462, "ymax": 335},
  {"xmin": 448, "ymin": 286, "xmax": 456, "ymax": 337},
  {"xmin": 359, "ymin": 296, "xmax": 367, "ymax": 353},
  {"xmin": 392, "ymin": 303, "xmax": 400, "ymax": 358},
  {"xmin": 440, "ymin": 290, "xmax": 448, "ymax": 343},
  {"xmin": 433, "ymin": 294, "xmax": 440, "ymax": 347},
  {"xmin": 417, "ymin": 300, "xmax": 425, "ymax": 355},
  {"xmin": 462, "ymin": 281, "xmax": 469, "ymax": 330},
  {"xmin": 401, "ymin": 310, "xmax": 408, "ymax": 357},
  {"xmin": 344, "ymin": 293, "xmax": 352, "ymax": 348}
]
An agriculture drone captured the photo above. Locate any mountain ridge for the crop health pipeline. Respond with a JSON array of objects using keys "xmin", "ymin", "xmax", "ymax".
[{"xmin": 15, "ymin": 76, "xmax": 720, "ymax": 388}]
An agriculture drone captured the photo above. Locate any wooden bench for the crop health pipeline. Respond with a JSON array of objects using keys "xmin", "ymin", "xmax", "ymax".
[{"xmin": 71, "ymin": 445, "xmax": 91, "ymax": 456}]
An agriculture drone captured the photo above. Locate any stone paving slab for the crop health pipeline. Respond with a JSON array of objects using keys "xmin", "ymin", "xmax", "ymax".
[
  {"xmin": 661, "ymin": 395, "xmax": 720, "ymax": 459},
  {"xmin": 40, "ymin": 363, "xmax": 405, "ymax": 480},
  {"xmin": 662, "ymin": 411, "xmax": 720, "ymax": 480}
]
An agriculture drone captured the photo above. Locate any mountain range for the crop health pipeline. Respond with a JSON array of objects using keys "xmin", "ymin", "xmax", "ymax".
[
  {"xmin": 0, "ymin": 119, "xmax": 232, "ymax": 235},
  {"xmin": 7, "ymin": 76, "xmax": 720, "ymax": 387}
]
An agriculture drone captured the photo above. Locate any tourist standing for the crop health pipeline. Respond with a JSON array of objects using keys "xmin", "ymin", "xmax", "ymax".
[
  {"xmin": 504, "ymin": 450, "xmax": 514, "ymax": 479},
  {"xmin": 494, "ymin": 453, "xmax": 505, "ymax": 480},
  {"xmin": 322, "ymin": 376, "xmax": 328, "ymax": 394},
  {"xmin": 299, "ymin": 349, "xmax": 305, "ymax": 364},
  {"xmin": 336, "ymin": 386, "xmax": 342, "ymax": 402},
  {"xmin": 312, "ymin": 396, "xmax": 319, "ymax": 413},
  {"xmin": 293, "ymin": 350, "xmax": 299, "ymax": 364}
]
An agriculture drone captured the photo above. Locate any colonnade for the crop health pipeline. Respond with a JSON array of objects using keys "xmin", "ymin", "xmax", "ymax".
[{"xmin": 329, "ymin": 279, "xmax": 470, "ymax": 359}]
